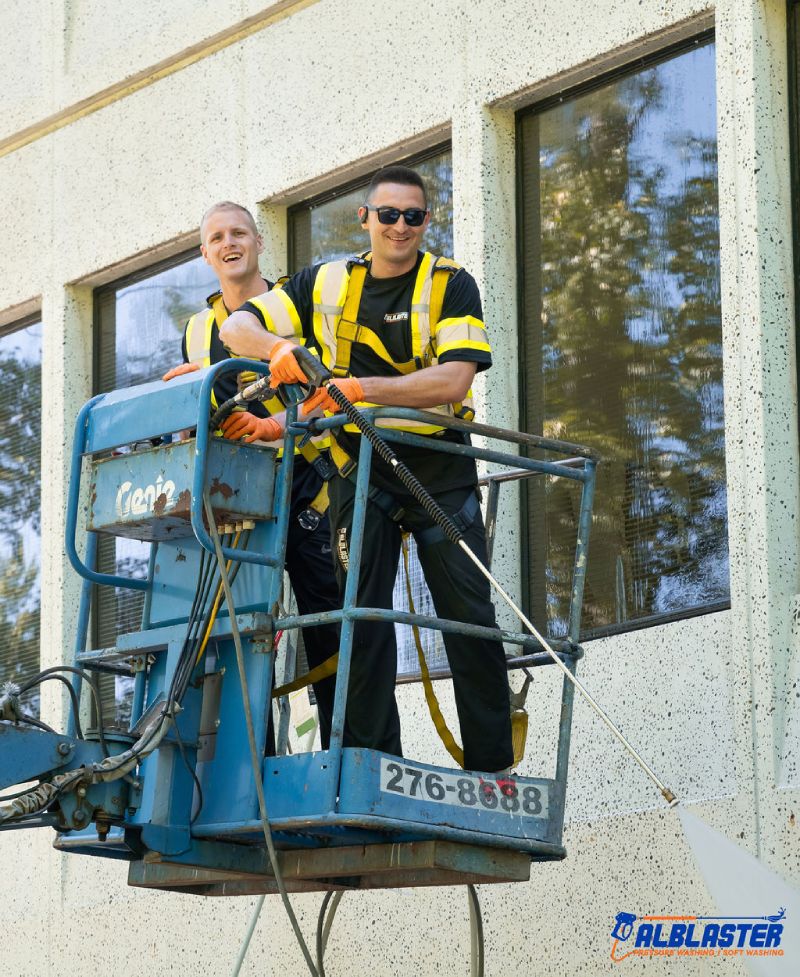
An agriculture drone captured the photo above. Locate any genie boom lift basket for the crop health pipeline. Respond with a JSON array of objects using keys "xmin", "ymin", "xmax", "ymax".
[{"xmin": 0, "ymin": 360, "xmax": 597, "ymax": 895}]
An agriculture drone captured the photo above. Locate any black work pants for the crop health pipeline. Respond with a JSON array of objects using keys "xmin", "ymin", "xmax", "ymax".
[
  {"xmin": 328, "ymin": 477, "xmax": 513, "ymax": 773},
  {"xmin": 284, "ymin": 482, "xmax": 340, "ymax": 750}
]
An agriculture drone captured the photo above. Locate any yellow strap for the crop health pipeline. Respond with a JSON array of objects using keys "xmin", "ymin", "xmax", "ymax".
[
  {"xmin": 511, "ymin": 709, "xmax": 528, "ymax": 768},
  {"xmin": 332, "ymin": 262, "xmax": 368, "ymax": 377},
  {"xmin": 328, "ymin": 437, "xmax": 350, "ymax": 474},
  {"xmin": 308, "ymin": 480, "xmax": 329, "ymax": 516},
  {"xmin": 401, "ymin": 534, "xmax": 465, "ymax": 768},
  {"xmin": 428, "ymin": 266, "xmax": 450, "ymax": 349},
  {"xmin": 210, "ymin": 292, "xmax": 229, "ymax": 326},
  {"xmin": 272, "ymin": 651, "xmax": 338, "ymax": 698}
]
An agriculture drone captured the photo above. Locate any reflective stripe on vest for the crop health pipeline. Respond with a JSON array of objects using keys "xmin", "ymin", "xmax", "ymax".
[
  {"xmin": 185, "ymin": 308, "xmax": 215, "ymax": 366},
  {"xmin": 311, "ymin": 252, "xmax": 477, "ymax": 435},
  {"xmin": 185, "ymin": 294, "xmax": 330, "ymax": 456}
]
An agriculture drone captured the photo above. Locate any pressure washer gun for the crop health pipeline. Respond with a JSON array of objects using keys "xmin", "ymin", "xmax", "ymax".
[{"xmin": 208, "ymin": 347, "xmax": 331, "ymax": 431}]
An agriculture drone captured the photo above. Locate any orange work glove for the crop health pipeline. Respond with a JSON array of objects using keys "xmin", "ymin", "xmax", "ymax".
[
  {"xmin": 221, "ymin": 412, "xmax": 283, "ymax": 443},
  {"xmin": 162, "ymin": 362, "xmax": 201, "ymax": 382},
  {"xmin": 302, "ymin": 377, "xmax": 365, "ymax": 415},
  {"xmin": 268, "ymin": 339, "xmax": 307, "ymax": 387}
]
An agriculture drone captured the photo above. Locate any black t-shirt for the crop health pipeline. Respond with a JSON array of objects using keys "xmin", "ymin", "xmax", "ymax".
[
  {"xmin": 181, "ymin": 280, "xmax": 275, "ymax": 416},
  {"xmin": 243, "ymin": 253, "xmax": 490, "ymax": 498}
]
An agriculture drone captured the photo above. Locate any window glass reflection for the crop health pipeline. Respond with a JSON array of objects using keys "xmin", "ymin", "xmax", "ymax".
[
  {"xmin": 519, "ymin": 40, "xmax": 727, "ymax": 636},
  {"xmin": 0, "ymin": 320, "xmax": 42, "ymax": 714}
]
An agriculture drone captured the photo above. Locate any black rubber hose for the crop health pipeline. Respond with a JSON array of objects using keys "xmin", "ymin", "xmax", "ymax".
[
  {"xmin": 324, "ymin": 384, "xmax": 464, "ymax": 544},
  {"xmin": 18, "ymin": 665, "xmax": 109, "ymax": 756},
  {"xmin": 24, "ymin": 675, "xmax": 84, "ymax": 739}
]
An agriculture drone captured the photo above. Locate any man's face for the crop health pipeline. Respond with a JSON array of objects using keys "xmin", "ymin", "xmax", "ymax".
[
  {"xmin": 200, "ymin": 208, "xmax": 263, "ymax": 282},
  {"xmin": 359, "ymin": 182, "xmax": 430, "ymax": 272}
]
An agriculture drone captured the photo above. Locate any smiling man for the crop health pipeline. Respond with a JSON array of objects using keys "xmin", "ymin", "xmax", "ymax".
[
  {"xmin": 219, "ymin": 167, "xmax": 514, "ymax": 774},
  {"xmin": 162, "ymin": 201, "xmax": 341, "ymax": 749}
]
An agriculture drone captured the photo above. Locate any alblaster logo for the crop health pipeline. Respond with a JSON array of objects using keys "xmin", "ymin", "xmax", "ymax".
[
  {"xmin": 610, "ymin": 907, "xmax": 786, "ymax": 962},
  {"xmin": 115, "ymin": 475, "xmax": 177, "ymax": 519}
]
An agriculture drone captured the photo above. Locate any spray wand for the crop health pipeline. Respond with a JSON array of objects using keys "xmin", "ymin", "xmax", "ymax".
[{"xmin": 291, "ymin": 347, "xmax": 678, "ymax": 808}]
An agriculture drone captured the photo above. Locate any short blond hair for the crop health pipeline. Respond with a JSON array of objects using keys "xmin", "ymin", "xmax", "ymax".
[{"xmin": 200, "ymin": 201, "xmax": 258, "ymax": 241}]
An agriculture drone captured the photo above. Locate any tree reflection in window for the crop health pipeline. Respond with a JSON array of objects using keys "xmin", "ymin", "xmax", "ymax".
[
  {"xmin": 519, "ymin": 38, "xmax": 727, "ymax": 637},
  {"xmin": 0, "ymin": 319, "xmax": 42, "ymax": 714}
]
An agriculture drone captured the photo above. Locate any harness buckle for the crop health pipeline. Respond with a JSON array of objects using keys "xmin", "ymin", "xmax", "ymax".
[
  {"xmin": 297, "ymin": 507, "xmax": 323, "ymax": 532},
  {"xmin": 337, "ymin": 456, "xmax": 358, "ymax": 479}
]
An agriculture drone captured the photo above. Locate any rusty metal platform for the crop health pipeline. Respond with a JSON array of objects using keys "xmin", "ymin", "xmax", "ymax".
[{"xmin": 127, "ymin": 839, "xmax": 532, "ymax": 895}]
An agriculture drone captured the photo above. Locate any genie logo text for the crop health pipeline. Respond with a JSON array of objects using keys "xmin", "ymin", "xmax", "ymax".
[{"xmin": 610, "ymin": 907, "xmax": 786, "ymax": 962}]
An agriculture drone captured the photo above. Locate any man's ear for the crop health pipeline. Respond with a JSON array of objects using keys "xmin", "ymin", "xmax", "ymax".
[
  {"xmin": 200, "ymin": 243, "xmax": 210, "ymax": 264},
  {"xmin": 256, "ymin": 234, "xmax": 264, "ymax": 256},
  {"xmin": 358, "ymin": 206, "xmax": 368, "ymax": 227}
]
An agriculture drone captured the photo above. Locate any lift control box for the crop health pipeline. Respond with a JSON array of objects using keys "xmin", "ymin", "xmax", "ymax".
[{"xmin": 88, "ymin": 437, "xmax": 275, "ymax": 541}]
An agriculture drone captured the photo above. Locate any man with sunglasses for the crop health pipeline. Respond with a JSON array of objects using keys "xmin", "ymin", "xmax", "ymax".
[{"xmin": 219, "ymin": 166, "xmax": 514, "ymax": 774}]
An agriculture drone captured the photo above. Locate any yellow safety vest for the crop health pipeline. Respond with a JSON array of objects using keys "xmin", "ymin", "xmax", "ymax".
[
  {"xmin": 311, "ymin": 251, "xmax": 484, "ymax": 437},
  {"xmin": 184, "ymin": 290, "xmax": 331, "ymax": 461}
]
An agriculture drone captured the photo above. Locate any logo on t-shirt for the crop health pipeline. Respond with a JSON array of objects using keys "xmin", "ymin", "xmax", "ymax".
[{"xmin": 384, "ymin": 311, "xmax": 409, "ymax": 324}]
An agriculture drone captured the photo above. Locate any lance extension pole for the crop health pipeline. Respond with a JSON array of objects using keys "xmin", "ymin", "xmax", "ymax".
[{"xmin": 315, "ymin": 373, "xmax": 677, "ymax": 808}]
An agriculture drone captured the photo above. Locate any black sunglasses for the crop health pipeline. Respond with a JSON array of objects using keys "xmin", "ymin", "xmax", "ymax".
[{"xmin": 362, "ymin": 205, "xmax": 429, "ymax": 227}]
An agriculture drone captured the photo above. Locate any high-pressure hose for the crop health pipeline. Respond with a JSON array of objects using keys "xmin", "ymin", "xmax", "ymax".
[
  {"xmin": 324, "ymin": 384, "xmax": 464, "ymax": 543},
  {"xmin": 302, "ymin": 352, "xmax": 677, "ymax": 807}
]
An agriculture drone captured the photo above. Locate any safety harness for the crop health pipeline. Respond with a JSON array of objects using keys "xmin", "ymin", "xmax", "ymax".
[
  {"xmin": 185, "ymin": 288, "xmax": 333, "ymax": 523},
  {"xmin": 308, "ymin": 252, "xmax": 478, "ymax": 532},
  {"xmin": 274, "ymin": 256, "xmax": 529, "ymax": 766}
]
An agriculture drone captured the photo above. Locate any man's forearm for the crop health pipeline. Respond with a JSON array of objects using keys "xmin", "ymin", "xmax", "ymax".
[
  {"xmin": 358, "ymin": 361, "xmax": 476, "ymax": 408},
  {"xmin": 218, "ymin": 310, "xmax": 289, "ymax": 359}
]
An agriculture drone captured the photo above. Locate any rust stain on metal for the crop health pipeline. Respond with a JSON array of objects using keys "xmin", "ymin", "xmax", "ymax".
[
  {"xmin": 209, "ymin": 478, "xmax": 234, "ymax": 500},
  {"xmin": 153, "ymin": 492, "xmax": 169, "ymax": 516},
  {"xmin": 174, "ymin": 489, "xmax": 192, "ymax": 512}
]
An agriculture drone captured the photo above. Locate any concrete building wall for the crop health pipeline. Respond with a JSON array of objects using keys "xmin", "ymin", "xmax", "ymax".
[{"xmin": 0, "ymin": 1, "xmax": 797, "ymax": 974}]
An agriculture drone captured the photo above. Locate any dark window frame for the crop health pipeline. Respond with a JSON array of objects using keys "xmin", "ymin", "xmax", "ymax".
[{"xmin": 515, "ymin": 28, "xmax": 730, "ymax": 642}]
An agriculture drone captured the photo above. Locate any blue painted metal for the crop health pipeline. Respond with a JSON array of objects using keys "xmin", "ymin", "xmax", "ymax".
[
  {"xmin": 5, "ymin": 371, "xmax": 598, "ymax": 891},
  {"xmin": 88, "ymin": 438, "xmax": 275, "ymax": 541},
  {"xmin": 65, "ymin": 530, "xmax": 97, "ymax": 740},
  {"xmin": 0, "ymin": 723, "xmax": 76, "ymax": 790}
]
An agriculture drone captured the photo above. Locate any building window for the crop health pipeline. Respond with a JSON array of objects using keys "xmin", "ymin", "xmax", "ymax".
[
  {"xmin": 287, "ymin": 145, "xmax": 453, "ymax": 678},
  {"xmin": 518, "ymin": 34, "xmax": 727, "ymax": 638},
  {"xmin": 288, "ymin": 145, "xmax": 453, "ymax": 272},
  {"xmin": 0, "ymin": 316, "xmax": 42, "ymax": 714},
  {"xmin": 93, "ymin": 251, "xmax": 217, "ymax": 721}
]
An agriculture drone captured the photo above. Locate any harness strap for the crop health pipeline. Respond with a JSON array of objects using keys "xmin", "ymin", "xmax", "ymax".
[
  {"xmin": 412, "ymin": 488, "xmax": 481, "ymax": 549},
  {"xmin": 272, "ymin": 651, "xmax": 338, "ymax": 699},
  {"xmin": 332, "ymin": 262, "xmax": 368, "ymax": 378},
  {"xmin": 401, "ymin": 534, "xmax": 465, "ymax": 768},
  {"xmin": 329, "ymin": 437, "xmax": 405, "ymax": 521}
]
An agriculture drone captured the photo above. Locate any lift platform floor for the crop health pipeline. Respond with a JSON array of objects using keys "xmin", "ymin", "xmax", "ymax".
[{"xmin": 127, "ymin": 839, "xmax": 532, "ymax": 895}]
